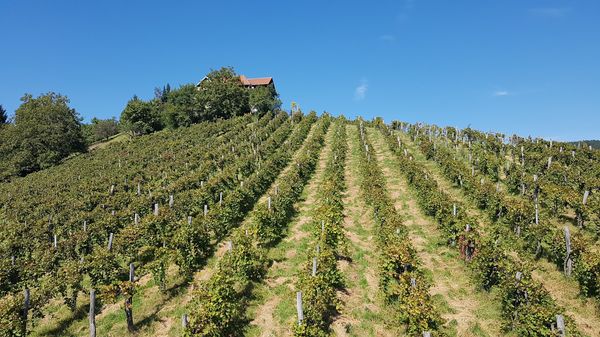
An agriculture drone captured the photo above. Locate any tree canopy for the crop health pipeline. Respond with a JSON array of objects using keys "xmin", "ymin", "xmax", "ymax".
[
  {"xmin": 121, "ymin": 67, "xmax": 280, "ymax": 136},
  {"xmin": 0, "ymin": 104, "xmax": 7, "ymax": 125},
  {"xmin": 249, "ymin": 85, "xmax": 281, "ymax": 114},
  {"xmin": 197, "ymin": 67, "xmax": 250, "ymax": 120},
  {"xmin": 83, "ymin": 117, "xmax": 120, "ymax": 143},
  {"xmin": 120, "ymin": 96, "xmax": 162, "ymax": 135},
  {"xmin": 0, "ymin": 93, "xmax": 86, "ymax": 180}
]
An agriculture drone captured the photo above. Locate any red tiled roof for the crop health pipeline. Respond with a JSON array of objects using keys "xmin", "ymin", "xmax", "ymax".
[{"xmin": 240, "ymin": 75, "xmax": 273, "ymax": 86}]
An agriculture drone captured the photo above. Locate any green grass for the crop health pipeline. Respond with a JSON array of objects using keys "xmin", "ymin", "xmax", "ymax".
[{"xmin": 88, "ymin": 132, "xmax": 129, "ymax": 151}]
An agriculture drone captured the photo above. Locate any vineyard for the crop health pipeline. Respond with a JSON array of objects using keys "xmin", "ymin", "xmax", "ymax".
[{"xmin": 1, "ymin": 112, "xmax": 600, "ymax": 337}]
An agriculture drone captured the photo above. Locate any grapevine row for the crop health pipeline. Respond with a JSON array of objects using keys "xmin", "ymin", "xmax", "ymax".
[
  {"xmin": 377, "ymin": 122, "xmax": 581, "ymax": 336},
  {"xmin": 407, "ymin": 123, "xmax": 600, "ymax": 308},
  {"xmin": 358, "ymin": 122, "xmax": 445, "ymax": 336},
  {"xmin": 185, "ymin": 114, "xmax": 331, "ymax": 336},
  {"xmin": 0, "ymin": 112, "xmax": 303, "ymax": 335},
  {"xmin": 293, "ymin": 119, "xmax": 348, "ymax": 336}
]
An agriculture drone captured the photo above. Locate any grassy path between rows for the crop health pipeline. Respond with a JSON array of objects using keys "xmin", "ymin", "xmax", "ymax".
[
  {"xmin": 396, "ymin": 130, "xmax": 600, "ymax": 337},
  {"xmin": 369, "ymin": 128, "xmax": 505, "ymax": 337},
  {"xmin": 244, "ymin": 121, "xmax": 334, "ymax": 337},
  {"xmin": 329, "ymin": 125, "xmax": 396, "ymax": 337}
]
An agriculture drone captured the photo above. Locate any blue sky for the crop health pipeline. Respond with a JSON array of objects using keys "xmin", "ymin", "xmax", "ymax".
[{"xmin": 1, "ymin": 0, "xmax": 599, "ymax": 141}]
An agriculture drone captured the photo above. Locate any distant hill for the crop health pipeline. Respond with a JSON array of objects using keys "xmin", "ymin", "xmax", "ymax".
[{"xmin": 570, "ymin": 140, "xmax": 600, "ymax": 149}]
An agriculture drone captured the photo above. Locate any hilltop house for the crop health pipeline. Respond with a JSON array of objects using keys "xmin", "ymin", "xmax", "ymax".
[{"xmin": 197, "ymin": 75, "xmax": 276, "ymax": 92}]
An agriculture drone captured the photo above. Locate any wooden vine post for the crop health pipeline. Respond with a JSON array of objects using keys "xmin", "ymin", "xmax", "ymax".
[
  {"xmin": 556, "ymin": 314, "xmax": 566, "ymax": 337},
  {"xmin": 296, "ymin": 291, "xmax": 304, "ymax": 325},
  {"xmin": 107, "ymin": 233, "xmax": 114, "ymax": 251},
  {"xmin": 23, "ymin": 288, "xmax": 30, "ymax": 332},
  {"xmin": 89, "ymin": 289, "xmax": 96, "ymax": 337},
  {"xmin": 564, "ymin": 226, "xmax": 572, "ymax": 276},
  {"xmin": 124, "ymin": 263, "xmax": 135, "ymax": 332}
]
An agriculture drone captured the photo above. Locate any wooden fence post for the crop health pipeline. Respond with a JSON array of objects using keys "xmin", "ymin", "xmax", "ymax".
[
  {"xmin": 312, "ymin": 257, "xmax": 317, "ymax": 276},
  {"xmin": 182, "ymin": 314, "xmax": 188, "ymax": 328}
]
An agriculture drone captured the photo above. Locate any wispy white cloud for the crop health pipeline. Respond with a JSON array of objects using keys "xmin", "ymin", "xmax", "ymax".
[
  {"xmin": 379, "ymin": 34, "xmax": 396, "ymax": 42},
  {"xmin": 493, "ymin": 90, "xmax": 511, "ymax": 97},
  {"xmin": 354, "ymin": 80, "xmax": 368, "ymax": 101},
  {"xmin": 530, "ymin": 7, "xmax": 570, "ymax": 18}
]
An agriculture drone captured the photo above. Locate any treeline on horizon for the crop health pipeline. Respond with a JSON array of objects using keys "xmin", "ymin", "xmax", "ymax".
[
  {"xmin": 570, "ymin": 140, "xmax": 600, "ymax": 150},
  {"xmin": 0, "ymin": 67, "xmax": 281, "ymax": 181}
]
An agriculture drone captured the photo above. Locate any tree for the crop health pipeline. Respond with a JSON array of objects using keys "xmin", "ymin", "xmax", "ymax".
[
  {"xmin": 249, "ymin": 85, "xmax": 281, "ymax": 114},
  {"xmin": 0, "ymin": 104, "xmax": 7, "ymax": 125},
  {"xmin": 92, "ymin": 118, "xmax": 119, "ymax": 141},
  {"xmin": 83, "ymin": 117, "xmax": 120, "ymax": 143},
  {"xmin": 161, "ymin": 84, "xmax": 203, "ymax": 128},
  {"xmin": 0, "ymin": 124, "xmax": 20, "ymax": 179},
  {"xmin": 154, "ymin": 83, "xmax": 171, "ymax": 103},
  {"xmin": 197, "ymin": 67, "xmax": 249, "ymax": 120},
  {"xmin": 120, "ymin": 96, "xmax": 162, "ymax": 135},
  {"xmin": 5, "ymin": 93, "xmax": 87, "ymax": 175}
]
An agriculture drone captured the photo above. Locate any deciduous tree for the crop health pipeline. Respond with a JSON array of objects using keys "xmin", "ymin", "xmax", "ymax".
[
  {"xmin": 0, "ymin": 93, "xmax": 86, "ymax": 177},
  {"xmin": 197, "ymin": 67, "xmax": 249, "ymax": 120},
  {"xmin": 120, "ymin": 96, "xmax": 162, "ymax": 135}
]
